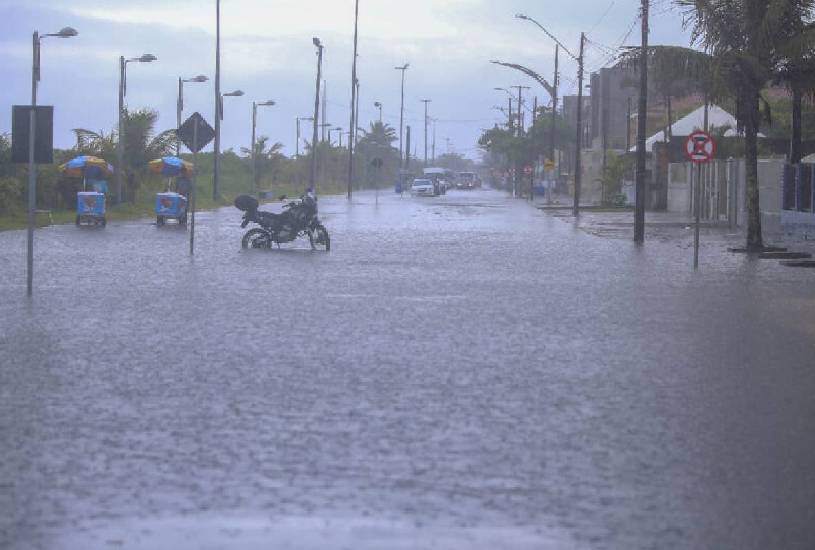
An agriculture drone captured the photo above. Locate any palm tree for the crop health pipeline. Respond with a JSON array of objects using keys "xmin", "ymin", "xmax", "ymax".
[
  {"xmin": 677, "ymin": 0, "xmax": 815, "ymax": 250},
  {"xmin": 775, "ymin": 10, "xmax": 815, "ymax": 164},
  {"xmin": 618, "ymin": 45, "xmax": 713, "ymax": 140},
  {"xmin": 73, "ymin": 108, "xmax": 176, "ymax": 199},
  {"xmin": 240, "ymin": 136, "xmax": 285, "ymax": 192}
]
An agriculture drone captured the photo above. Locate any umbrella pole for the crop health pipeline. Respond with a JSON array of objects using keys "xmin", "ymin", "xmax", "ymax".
[{"xmin": 83, "ymin": 175, "xmax": 86, "ymax": 192}]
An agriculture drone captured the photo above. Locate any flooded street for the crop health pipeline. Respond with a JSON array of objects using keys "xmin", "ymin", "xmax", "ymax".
[{"xmin": 1, "ymin": 189, "xmax": 814, "ymax": 549}]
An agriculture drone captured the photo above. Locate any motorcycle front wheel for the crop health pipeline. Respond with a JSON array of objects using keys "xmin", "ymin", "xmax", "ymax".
[
  {"xmin": 242, "ymin": 228, "xmax": 272, "ymax": 249},
  {"xmin": 308, "ymin": 224, "xmax": 331, "ymax": 252}
]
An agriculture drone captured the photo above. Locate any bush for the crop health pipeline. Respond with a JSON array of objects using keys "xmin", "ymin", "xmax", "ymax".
[{"xmin": 0, "ymin": 176, "xmax": 21, "ymax": 213}]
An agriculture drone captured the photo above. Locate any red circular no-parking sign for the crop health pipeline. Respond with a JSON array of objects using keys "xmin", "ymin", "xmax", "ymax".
[{"xmin": 685, "ymin": 130, "xmax": 716, "ymax": 164}]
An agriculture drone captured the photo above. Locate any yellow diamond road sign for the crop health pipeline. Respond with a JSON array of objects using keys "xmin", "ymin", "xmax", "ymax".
[{"xmin": 544, "ymin": 159, "xmax": 555, "ymax": 171}]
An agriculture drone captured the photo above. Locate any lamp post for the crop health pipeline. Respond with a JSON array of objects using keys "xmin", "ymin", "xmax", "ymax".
[
  {"xmin": 27, "ymin": 26, "xmax": 77, "ymax": 297},
  {"xmin": 118, "ymin": 53, "xmax": 157, "ymax": 204},
  {"xmin": 374, "ymin": 101, "xmax": 383, "ymax": 123},
  {"xmin": 177, "ymin": 74, "xmax": 208, "ymax": 155},
  {"xmin": 395, "ymin": 63, "xmax": 409, "ymax": 168},
  {"xmin": 347, "ymin": 0, "xmax": 360, "ymax": 200},
  {"xmin": 212, "ymin": 88, "xmax": 244, "ymax": 196},
  {"xmin": 251, "ymin": 100, "xmax": 275, "ymax": 197},
  {"xmin": 213, "ymin": 0, "xmax": 221, "ymax": 200},
  {"xmin": 516, "ymin": 12, "xmax": 584, "ymax": 216},
  {"xmin": 311, "ymin": 37, "xmax": 324, "ymax": 193},
  {"xmin": 296, "ymin": 116, "xmax": 314, "ymax": 158},
  {"xmin": 421, "ymin": 99, "xmax": 431, "ymax": 166}
]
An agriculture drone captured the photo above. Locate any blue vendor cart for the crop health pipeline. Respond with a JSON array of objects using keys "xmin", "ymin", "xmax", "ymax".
[
  {"xmin": 60, "ymin": 155, "xmax": 112, "ymax": 227},
  {"xmin": 149, "ymin": 157, "xmax": 193, "ymax": 226},
  {"xmin": 155, "ymin": 192, "xmax": 188, "ymax": 226}
]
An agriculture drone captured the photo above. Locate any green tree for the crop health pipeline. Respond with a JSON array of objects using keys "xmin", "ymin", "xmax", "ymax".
[
  {"xmin": 73, "ymin": 108, "xmax": 176, "ymax": 200},
  {"xmin": 241, "ymin": 136, "xmax": 285, "ymax": 193},
  {"xmin": 677, "ymin": 0, "xmax": 815, "ymax": 250}
]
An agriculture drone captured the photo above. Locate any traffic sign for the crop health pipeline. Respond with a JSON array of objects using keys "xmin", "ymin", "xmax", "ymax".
[
  {"xmin": 544, "ymin": 159, "xmax": 555, "ymax": 171},
  {"xmin": 178, "ymin": 112, "xmax": 215, "ymax": 153},
  {"xmin": 523, "ymin": 165, "xmax": 533, "ymax": 176},
  {"xmin": 685, "ymin": 130, "xmax": 716, "ymax": 164}
]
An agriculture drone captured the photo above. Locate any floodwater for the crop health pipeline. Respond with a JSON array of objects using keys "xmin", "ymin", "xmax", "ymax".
[{"xmin": 1, "ymin": 189, "xmax": 814, "ymax": 549}]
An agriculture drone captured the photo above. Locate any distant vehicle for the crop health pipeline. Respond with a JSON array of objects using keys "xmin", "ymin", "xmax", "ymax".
[
  {"xmin": 422, "ymin": 167, "xmax": 452, "ymax": 195},
  {"xmin": 411, "ymin": 178, "xmax": 436, "ymax": 197},
  {"xmin": 457, "ymin": 172, "xmax": 479, "ymax": 190}
]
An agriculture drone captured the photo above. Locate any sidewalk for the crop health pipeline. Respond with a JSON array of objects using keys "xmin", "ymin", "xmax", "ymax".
[{"xmin": 537, "ymin": 202, "xmax": 815, "ymax": 254}]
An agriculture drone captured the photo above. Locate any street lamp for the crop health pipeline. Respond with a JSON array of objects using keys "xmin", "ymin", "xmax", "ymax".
[
  {"xmin": 421, "ymin": 99, "xmax": 431, "ymax": 167},
  {"xmin": 395, "ymin": 63, "xmax": 409, "ymax": 168},
  {"xmin": 374, "ymin": 101, "xmax": 383, "ymax": 123},
  {"xmin": 26, "ymin": 26, "xmax": 78, "ymax": 296},
  {"xmin": 118, "ymin": 53, "xmax": 157, "ymax": 204},
  {"xmin": 311, "ymin": 37, "xmax": 324, "ymax": 193},
  {"xmin": 516, "ymin": 12, "xmax": 584, "ymax": 216},
  {"xmin": 296, "ymin": 116, "xmax": 314, "ymax": 158},
  {"xmin": 177, "ymin": 74, "xmax": 208, "ymax": 155},
  {"xmin": 251, "ymin": 100, "xmax": 275, "ymax": 197}
]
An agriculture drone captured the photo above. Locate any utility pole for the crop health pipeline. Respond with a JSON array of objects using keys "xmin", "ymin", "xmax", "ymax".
[
  {"xmin": 573, "ymin": 32, "xmax": 585, "ymax": 217},
  {"xmin": 508, "ymin": 97, "xmax": 513, "ymax": 132},
  {"xmin": 432, "ymin": 118, "xmax": 436, "ymax": 163},
  {"xmin": 117, "ymin": 56, "xmax": 125, "ymax": 204},
  {"xmin": 511, "ymin": 86, "xmax": 530, "ymax": 136},
  {"xmin": 347, "ymin": 0, "xmax": 359, "ymax": 200},
  {"xmin": 551, "ymin": 44, "xmax": 559, "ymax": 166},
  {"xmin": 213, "ymin": 0, "xmax": 221, "ymax": 201},
  {"xmin": 310, "ymin": 38, "xmax": 324, "ymax": 193},
  {"xmin": 395, "ymin": 63, "xmax": 409, "ymax": 168},
  {"xmin": 634, "ymin": 1, "xmax": 648, "ymax": 244},
  {"xmin": 421, "ymin": 99, "xmax": 431, "ymax": 166},
  {"xmin": 321, "ymin": 79, "xmax": 327, "ymax": 142}
]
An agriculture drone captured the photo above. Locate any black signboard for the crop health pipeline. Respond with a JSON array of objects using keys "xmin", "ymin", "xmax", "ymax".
[
  {"xmin": 12, "ymin": 105, "xmax": 54, "ymax": 164},
  {"xmin": 178, "ymin": 112, "xmax": 215, "ymax": 153}
]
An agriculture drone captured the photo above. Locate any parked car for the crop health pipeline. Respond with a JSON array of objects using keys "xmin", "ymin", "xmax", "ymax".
[{"xmin": 411, "ymin": 178, "xmax": 436, "ymax": 196}]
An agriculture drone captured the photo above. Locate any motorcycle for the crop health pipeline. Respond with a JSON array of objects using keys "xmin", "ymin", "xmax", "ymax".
[{"xmin": 235, "ymin": 192, "xmax": 331, "ymax": 251}]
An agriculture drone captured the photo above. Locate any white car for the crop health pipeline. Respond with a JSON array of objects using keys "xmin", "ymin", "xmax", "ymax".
[{"xmin": 411, "ymin": 178, "xmax": 436, "ymax": 196}]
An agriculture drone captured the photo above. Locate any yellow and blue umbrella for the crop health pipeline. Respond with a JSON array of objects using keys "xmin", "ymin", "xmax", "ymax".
[
  {"xmin": 149, "ymin": 156, "xmax": 194, "ymax": 177},
  {"xmin": 59, "ymin": 155, "xmax": 114, "ymax": 179}
]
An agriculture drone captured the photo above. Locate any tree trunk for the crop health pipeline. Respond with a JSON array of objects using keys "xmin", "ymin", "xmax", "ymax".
[
  {"xmin": 790, "ymin": 85, "xmax": 803, "ymax": 164},
  {"xmin": 744, "ymin": 88, "xmax": 764, "ymax": 251},
  {"xmin": 667, "ymin": 95, "xmax": 673, "ymax": 140}
]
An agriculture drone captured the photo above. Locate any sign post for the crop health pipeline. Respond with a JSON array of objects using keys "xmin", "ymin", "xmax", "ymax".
[
  {"xmin": 685, "ymin": 130, "xmax": 716, "ymax": 269},
  {"xmin": 178, "ymin": 112, "xmax": 215, "ymax": 255}
]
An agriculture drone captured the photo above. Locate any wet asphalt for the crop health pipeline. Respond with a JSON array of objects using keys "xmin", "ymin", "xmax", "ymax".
[{"xmin": 1, "ymin": 188, "xmax": 814, "ymax": 549}]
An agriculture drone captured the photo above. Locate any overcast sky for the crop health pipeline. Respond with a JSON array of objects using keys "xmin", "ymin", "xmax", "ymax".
[{"xmin": 0, "ymin": 0, "xmax": 691, "ymax": 159}]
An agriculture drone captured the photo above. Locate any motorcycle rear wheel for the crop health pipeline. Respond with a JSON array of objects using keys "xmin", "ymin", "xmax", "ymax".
[
  {"xmin": 309, "ymin": 224, "xmax": 331, "ymax": 251},
  {"xmin": 242, "ymin": 228, "xmax": 272, "ymax": 249}
]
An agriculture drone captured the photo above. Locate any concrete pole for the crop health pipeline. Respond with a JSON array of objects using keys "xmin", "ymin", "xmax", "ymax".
[
  {"xmin": 573, "ymin": 32, "xmax": 585, "ymax": 217},
  {"xmin": 251, "ymin": 102, "xmax": 257, "ymax": 196},
  {"xmin": 213, "ymin": 0, "xmax": 221, "ymax": 201},
  {"xmin": 347, "ymin": 0, "xmax": 359, "ymax": 201},
  {"xmin": 634, "ymin": 1, "xmax": 649, "ymax": 243},
  {"xmin": 27, "ymin": 31, "xmax": 39, "ymax": 296},
  {"xmin": 177, "ymin": 78, "xmax": 183, "ymax": 156},
  {"xmin": 117, "ymin": 56, "xmax": 125, "ymax": 204},
  {"xmin": 310, "ymin": 43, "xmax": 323, "ymax": 193},
  {"xmin": 421, "ymin": 99, "xmax": 431, "ymax": 166}
]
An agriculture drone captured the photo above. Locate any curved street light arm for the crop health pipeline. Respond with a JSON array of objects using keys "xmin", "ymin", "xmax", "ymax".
[
  {"xmin": 515, "ymin": 14, "xmax": 578, "ymax": 61},
  {"xmin": 490, "ymin": 60, "xmax": 555, "ymax": 98}
]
